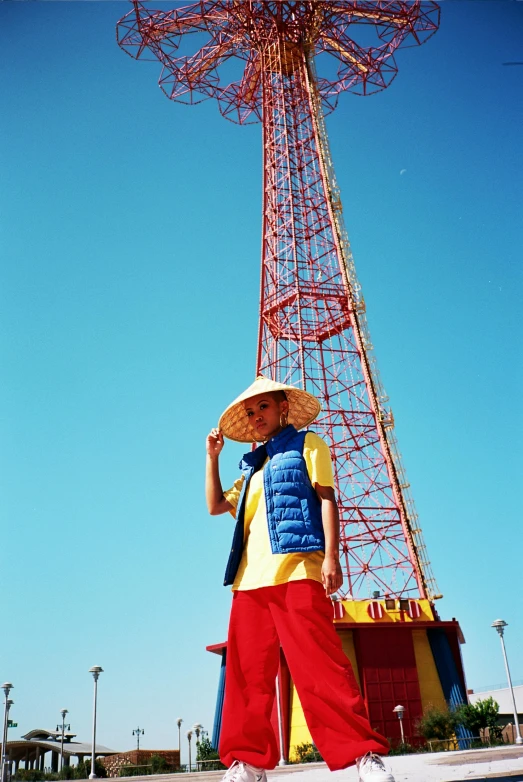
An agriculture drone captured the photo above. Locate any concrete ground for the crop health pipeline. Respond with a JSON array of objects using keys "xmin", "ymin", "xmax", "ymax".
[{"xmin": 110, "ymin": 745, "xmax": 523, "ymax": 782}]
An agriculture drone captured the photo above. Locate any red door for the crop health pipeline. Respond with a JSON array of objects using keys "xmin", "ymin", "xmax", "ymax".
[{"xmin": 355, "ymin": 628, "xmax": 422, "ymax": 743}]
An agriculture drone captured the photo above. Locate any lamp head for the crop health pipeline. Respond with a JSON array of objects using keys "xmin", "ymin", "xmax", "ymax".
[
  {"xmin": 393, "ymin": 705, "xmax": 405, "ymax": 718},
  {"xmin": 176, "ymin": 718, "xmax": 183, "ymax": 727},
  {"xmin": 186, "ymin": 730, "xmax": 193, "ymax": 739},
  {"xmin": 491, "ymin": 619, "xmax": 508, "ymax": 636},
  {"xmin": 89, "ymin": 666, "xmax": 104, "ymax": 680},
  {"xmin": 61, "ymin": 709, "xmax": 69, "ymax": 719},
  {"xmin": 2, "ymin": 683, "xmax": 13, "ymax": 697}
]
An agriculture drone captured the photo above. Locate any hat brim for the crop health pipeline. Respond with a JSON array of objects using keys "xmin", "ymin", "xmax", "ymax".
[{"xmin": 218, "ymin": 377, "xmax": 321, "ymax": 443}]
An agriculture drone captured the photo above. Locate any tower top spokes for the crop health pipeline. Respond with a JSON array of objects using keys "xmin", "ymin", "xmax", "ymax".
[{"xmin": 117, "ymin": 1, "xmax": 440, "ymax": 123}]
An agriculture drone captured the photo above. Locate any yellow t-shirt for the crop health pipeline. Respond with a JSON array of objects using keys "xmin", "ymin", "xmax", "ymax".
[{"xmin": 223, "ymin": 432, "xmax": 334, "ymax": 591}]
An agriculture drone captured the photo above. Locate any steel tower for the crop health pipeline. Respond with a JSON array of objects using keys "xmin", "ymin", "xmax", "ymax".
[{"xmin": 117, "ymin": 1, "xmax": 440, "ymax": 602}]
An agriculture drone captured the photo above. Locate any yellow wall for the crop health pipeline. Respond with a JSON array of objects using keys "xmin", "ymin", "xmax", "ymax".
[
  {"xmin": 288, "ymin": 685, "xmax": 312, "ymax": 761},
  {"xmin": 411, "ymin": 628, "xmax": 446, "ymax": 710},
  {"xmin": 339, "ymin": 629, "xmax": 361, "ymax": 690}
]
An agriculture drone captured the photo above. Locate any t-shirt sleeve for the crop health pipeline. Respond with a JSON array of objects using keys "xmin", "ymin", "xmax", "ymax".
[
  {"xmin": 303, "ymin": 432, "xmax": 335, "ymax": 488},
  {"xmin": 223, "ymin": 476, "xmax": 244, "ymax": 516}
]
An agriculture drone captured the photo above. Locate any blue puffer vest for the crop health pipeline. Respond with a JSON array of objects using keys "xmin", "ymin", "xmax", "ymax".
[{"xmin": 223, "ymin": 425, "xmax": 325, "ymax": 586}]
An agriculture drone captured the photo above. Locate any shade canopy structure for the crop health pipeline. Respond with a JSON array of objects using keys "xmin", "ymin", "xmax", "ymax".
[{"xmin": 1, "ymin": 730, "xmax": 118, "ymax": 774}]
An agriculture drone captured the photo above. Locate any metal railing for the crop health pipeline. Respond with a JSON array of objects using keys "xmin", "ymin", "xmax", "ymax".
[{"xmin": 195, "ymin": 760, "xmax": 226, "ymax": 772}]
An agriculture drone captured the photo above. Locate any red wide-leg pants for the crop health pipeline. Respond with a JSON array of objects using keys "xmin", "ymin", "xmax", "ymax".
[{"xmin": 219, "ymin": 580, "xmax": 389, "ymax": 771}]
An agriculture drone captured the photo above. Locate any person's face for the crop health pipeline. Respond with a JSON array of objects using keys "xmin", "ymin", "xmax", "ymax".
[{"xmin": 243, "ymin": 392, "xmax": 289, "ymax": 440}]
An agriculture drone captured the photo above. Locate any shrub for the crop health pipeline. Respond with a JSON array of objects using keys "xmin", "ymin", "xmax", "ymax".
[
  {"xmin": 14, "ymin": 760, "xmax": 107, "ymax": 782},
  {"xmin": 75, "ymin": 760, "xmax": 106, "ymax": 779},
  {"xmin": 149, "ymin": 755, "xmax": 169, "ymax": 774},
  {"xmin": 388, "ymin": 742, "xmax": 417, "ymax": 756},
  {"xmin": 416, "ymin": 705, "xmax": 458, "ymax": 741},
  {"xmin": 292, "ymin": 743, "xmax": 323, "ymax": 763}
]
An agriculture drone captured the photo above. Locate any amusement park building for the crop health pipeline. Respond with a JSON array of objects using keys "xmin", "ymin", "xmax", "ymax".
[{"xmin": 208, "ymin": 597, "xmax": 467, "ymax": 759}]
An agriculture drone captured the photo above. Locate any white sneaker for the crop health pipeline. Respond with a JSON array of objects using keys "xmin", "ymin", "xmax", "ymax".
[
  {"xmin": 221, "ymin": 760, "xmax": 267, "ymax": 782},
  {"xmin": 357, "ymin": 753, "xmax": 395, "ymax": 782}
]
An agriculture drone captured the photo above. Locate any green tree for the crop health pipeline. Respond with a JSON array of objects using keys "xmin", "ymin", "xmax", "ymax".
[
  {"xmin": 195, "ymin": 737, "xmax": 226, "ymax": 771},
  {"xmin": 196, "ymin": 737, "xmax": 217, "ymax": 762},
  {"xmin": 455, "ymin": 697, "xmax": 502, "ymax": 742}
]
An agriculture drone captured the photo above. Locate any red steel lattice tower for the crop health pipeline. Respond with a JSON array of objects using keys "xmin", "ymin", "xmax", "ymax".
[{"xmin": 117, "ymin": 1, "xmax": 441, "ymax": 603}]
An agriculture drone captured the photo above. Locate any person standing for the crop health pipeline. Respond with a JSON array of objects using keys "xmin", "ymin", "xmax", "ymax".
[{"xmin": 206, "ymin": 376, "xmax": 396, "ymax": 782}]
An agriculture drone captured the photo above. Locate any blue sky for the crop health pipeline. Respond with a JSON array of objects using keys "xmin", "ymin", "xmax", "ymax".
[{"xmin": 1, "ymin": 0, "xmax": 522, "ymax": 761}]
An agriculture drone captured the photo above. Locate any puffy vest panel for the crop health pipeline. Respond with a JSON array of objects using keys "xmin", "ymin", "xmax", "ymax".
[{"xmin": 223, "ymin": 425, "xmax": 325, "ymax": 586}]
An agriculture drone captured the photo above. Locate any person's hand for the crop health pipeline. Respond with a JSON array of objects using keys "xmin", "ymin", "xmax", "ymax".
[
  {"xmin": 321, "ymin": 554, "xmax": 343, "ymax": 596},
  {"xmin": 206, "ymin": 428, "xmax": 225, "ymax": 459}
]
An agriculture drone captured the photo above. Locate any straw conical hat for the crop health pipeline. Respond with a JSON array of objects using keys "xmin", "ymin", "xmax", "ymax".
[{"xmin": 219, "ymin": 376, "xmax": 321, "ymax": 443}]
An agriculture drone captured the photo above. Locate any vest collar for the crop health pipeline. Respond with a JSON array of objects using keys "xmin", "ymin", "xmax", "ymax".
[
  {"xmin": 239, "ymin": 425, "xmax": 298, "ymax": 473},
  {"xmin": 239, "ymin": 442, "xmax": 267, "ymax": 474},
  {"xmin": 266, "ymin": 424, "xmax": 297, "ymax": 457}
]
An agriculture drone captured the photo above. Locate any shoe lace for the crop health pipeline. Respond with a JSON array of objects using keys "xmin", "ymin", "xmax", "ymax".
[
  {"xmin": 223, "ymin": 761, "xmax": 247, "ymax": 782},
  {"xmin": 360, "ymin": 753, "xmax": 386, "ymax": 772}
]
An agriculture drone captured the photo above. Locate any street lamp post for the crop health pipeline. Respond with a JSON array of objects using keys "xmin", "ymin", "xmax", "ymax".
[
  {"xmin": 1, "ymin": 683, "xmax": 13, "ymax": 782},
  {"xmin": 176, "ymin": 717, "xmax": 183, "ymax": 761},
  {"xmin": 56, "ymin": 710, "xmax": 70, "ymax": 773},
  {"xmin": 491, "ymin": 620, "xmax": 523, "ymax": 745},
  {"xmin": 275, "ymin": 674, "xmax": 287, "ymax": 766},
  {"xmin": 192, "ymin": 724, "xmax": 202, "ymax": 744},
  {"xmin": 132, "ymin": 728, "xmax": 144, "ymax": 752},
  {"xmin": 3, "ymin": 702, "xmax": 13, "ymax": 782},
  {"xmin": 176, "ymin": 719, "xmax": 183, "ymax": 763},
  {"xmin": 88, "ymin": 667, "xmax": 104, "ymax": 779},
  {"xmin": 393, "ymin": 705, "xmax": 405, "ymax": 744},
  {"xmin": 186, "ymin": 731, "xmax": 192, "ymax": 773},
  {"xmin": 192, "ymin": 725, "xmax": 203, "ymax": 771}
]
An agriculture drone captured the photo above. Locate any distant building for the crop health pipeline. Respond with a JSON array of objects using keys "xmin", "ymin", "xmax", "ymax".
[
  {"xmin": 2, "ymin": 728, "xmax": 118, "ymax": 775},
  {"xmin": 102, "ymin": 749, "xmax": 180, "ymax": 778}
]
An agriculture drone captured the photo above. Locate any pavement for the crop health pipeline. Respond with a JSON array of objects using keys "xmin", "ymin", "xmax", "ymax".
[{"xmin": 110, "ymin": 745, "xmax": 523, "ymax": 782}]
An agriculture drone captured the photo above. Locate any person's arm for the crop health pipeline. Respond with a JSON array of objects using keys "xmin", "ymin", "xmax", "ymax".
[
  {"xmin": 206, "ymin": 428, "xmax": 234, "ymax": 516},
  {"xmin": 315, "ymin": 483, "xmax": 343, "ymax": 595}
]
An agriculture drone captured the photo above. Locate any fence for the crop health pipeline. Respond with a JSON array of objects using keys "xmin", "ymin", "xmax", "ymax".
[{"xmin": 387, "ymin": 731, "xmax": 516, "ymax": 754}]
